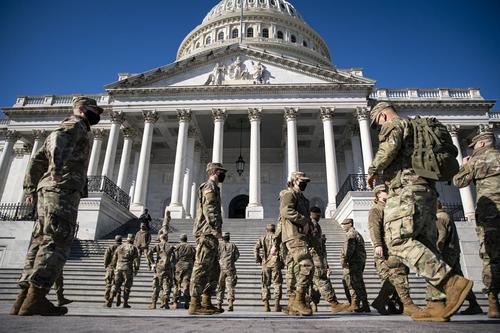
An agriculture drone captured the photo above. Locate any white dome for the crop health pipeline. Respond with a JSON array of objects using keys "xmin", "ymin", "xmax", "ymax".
[{"xmin": 177, "ymin": 0, "xmax": 332, "ymax": 67}]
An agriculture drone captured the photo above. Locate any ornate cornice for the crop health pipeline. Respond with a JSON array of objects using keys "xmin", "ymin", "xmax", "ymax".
[
  {"xmin": 177, "ymin": 109, "xmax": 192, "ymax": 122},
  {"xmin": 284, "ymin": 107, "xmax": 299, "ymax": 120},
  {"xmin": 143, "ymin": 110, "xmax": 159, "ymax": 123},
  {"xmin": 212, "ymin": 108, "xmax": 227, "ymax": 121},
  {"xmin": 320, "ymin": 107, "xmax": 335, "ymax": 121},
  {"xmin": 32, "ymin": 129, "xmax": 48, "ymax": 141},
  {"xmin": 248, "ymin": 108, "xmax": 263, "ymax": 121},
  {"xmin": 110, "ymin": 110, "xmax": 125, "ymax": 124},
  {"xmin": 1, "ymin": 130, "xmax": 20, "ymax": 142},
  {"xmin": 446, "ymin": 124, "xmax": 460, "ymax": 136},
  {"xmin": 122, "ymin": 127, "xmax": 136, "ymax": 139},
  {"xmin": 355, "ymin": 106, "xmax": 370, "ymax": 121},
  {"xmin": 91, "ymin": 128, "xmax": 107, "ymax": 140},
  {"xmin": 478, "ymin": 123, "xmax": 493, "ymax": 133}
]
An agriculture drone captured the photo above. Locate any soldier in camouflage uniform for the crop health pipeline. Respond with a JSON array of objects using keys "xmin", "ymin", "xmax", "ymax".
[
  {"xmin": 279, "ymin": 171, "xmax": 314, "ymax": 316},
  {"xmin": 367, "ymin": 101, "xmax": 474, "ymax": 321},
  {"xmin": 340, "ymin": 219, "xmax": 369, "ymax": 313},
  {"xmin": 110, "ymin": 234, "xmax": 140, "ymax": 308},
  {"xmin": 104, "ymin": 235, "xmax": 122, "ymax": 307},
  {"xmin": 217, "ymin": 232, "xmax": 240, "ymax": 312},
  {"xmin": 135, "ymin": 222, "xmax": 151, "ymax": 258},
  {"xmin": 147, "ymin": 234, "xmax": 176, "ymax": 309},
  {"xmin": 255, "ymin": 224, "xmax": 283, "ymax": 312},
  {"xmin": 453, "ymin": 131, "xmax": 500, "ymax": 318},
  {"xmin": 188, "ymin": 162, "xmax": 226, "ymax": 315},
  {"xmin": 308, "ymin": 207, "xmax": 349, "ymax": 313},
  {"xmin": 11, "ymin": 96, "xmax": 102, "ymax": 316},
  {"xmin": 158, "ymin": 210, "xmax": 171, "ymax": 238},
  {"xmin": 173, "ymin": 233, "xmax": 196, "ymax": 309},
  {"xmin": 368, "ymin": 184, "xmax": 420, "ymax": 316},
  {"xmin": 435, "ymin": 201, "xmax": 483, "ymax": 315}
]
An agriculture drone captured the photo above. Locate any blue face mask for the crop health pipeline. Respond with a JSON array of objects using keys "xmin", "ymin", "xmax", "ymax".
[{"xmin": 84, "ymin": 110, "xmax": 100, "ymax": 125}]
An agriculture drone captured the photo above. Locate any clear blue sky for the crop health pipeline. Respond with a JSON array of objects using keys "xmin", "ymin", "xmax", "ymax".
[{"xmin": 0, "ymin": 0, "xmax": 499, "ymax": 111}]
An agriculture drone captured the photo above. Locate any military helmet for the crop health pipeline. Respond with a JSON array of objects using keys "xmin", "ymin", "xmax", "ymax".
[
  {"xmin": 206, "ymin": 162, "xmax": 227, "ymax": 173},
  {"xmin": 468, "ymin": 131, "xmax": 495, "ymax": 148},
  {"xmin": 72, "ymin": 96, "xmax": 104, "ymax": 114},
  {"xmin": 114, "ymin": 235, "xmax": 123, "ymax": 243},
  {"xmin": 222, "ymin": 232, "xmax": 230, "ymax": 239},
  {"xmin": 370, "ymin": 102, "xmax": 393, "ymax": 128},
  {"xmin": 373, "ymin": 184, "xmax": 388, "ymax": 196},
  {"xmin": 341, "ymin": 218, "xmax": 354, "ymax": 225},
  {"xmin": 291, "ymin": 171, "xmax": 311, "ymax": 182},
  {"xmin": 127, "ymin": 233, "xmax": 135, "ymax": 241},
  {"xmin": 266, "ymin": 224, "xmax": 276, "ymax": 231},
  {"xmin": 180, "ymin": 233, "xmax": 188, "ymax": 241}
]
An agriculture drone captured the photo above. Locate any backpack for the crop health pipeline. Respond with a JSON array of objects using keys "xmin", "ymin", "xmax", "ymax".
[{"xmin": 410, "ymin": 116, "xmax": 459, "ymax": 181}]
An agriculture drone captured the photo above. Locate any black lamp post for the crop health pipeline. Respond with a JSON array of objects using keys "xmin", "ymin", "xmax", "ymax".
[{"xmin": 236, "ymin": 119, "xmax": 245, "ymax": 176}]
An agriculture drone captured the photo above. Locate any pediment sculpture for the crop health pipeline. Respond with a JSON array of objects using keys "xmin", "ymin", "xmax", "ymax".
[{"xmin": 204, "ymin": 57, "xmax": 271, "ymax": 85}]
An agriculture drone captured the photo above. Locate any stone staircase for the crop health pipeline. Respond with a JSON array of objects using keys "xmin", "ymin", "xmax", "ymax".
[{"xmin": 0, "ymin": 218, "xmax": 488, "ymax": 311}]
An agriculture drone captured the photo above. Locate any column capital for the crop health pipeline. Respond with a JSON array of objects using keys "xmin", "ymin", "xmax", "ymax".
[
  {"xmin": 355, "ymin": 106, "xmax": 371, "ymax": 121},
  {"xmin": 143, "ymin": 110, "xmax": 159, "ymax": 123},
  {"xmin": 248, "ymin": 108, "xmax": 263, "ymax": 121},
  {"xmin": 446, "ymin": 124, "xmax": 461, "ymax": 136},
  {"xmin": 91, "ymin": 128, "xmax": 107, "ymax": 140},
  {"xmin": 110, "ymin": 110, "xmax": 125, "ymax": 124},
  {"xmin": 122, "ymin": 127, "xmax": 137, "ymax": 139},
  {"xmin": 284, "ymin": 107, "xmax": 299, "ymax": 120},
  {"xmin": 212, "ymin": 108, "xmax": 227, "ymax": 121},
  {"xmin": 320, "ymin": 107, "xmax": 335, "ymax": 121},
  {"xmin": 177, "ymin": 109, "xmax": 192, "ymax": 122},
  {"xmin": 478, "ymin": 123, "xmax": 493, "ymax": 134},
  {"xmin": 1, "ymin": 130, "xmax": 20, "ymax": 142},
  {"xmin": 32, "ymin": 129, "xmax": 48, "ymax": 141}
]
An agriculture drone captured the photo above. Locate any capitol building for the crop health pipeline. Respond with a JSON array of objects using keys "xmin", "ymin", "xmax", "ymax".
[{"xmin": 0, "ymin": 0, "xmax": 498, "ymax": 242}]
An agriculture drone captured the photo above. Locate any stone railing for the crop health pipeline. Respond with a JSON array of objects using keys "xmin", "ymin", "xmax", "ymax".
[
  {"xmin": 0, "ymin": 118, "xmax": 10, "ymax": 127},
  {"xmin": 489, "ymin": 110, "xmax": 500, "ymax": 120},
  {"xmin": 0, "ymin": 203, "xmax": 36, "ymax": 221},
  {"xmin": 370, "ymin": 88, "xmax": 482, "ymax": 100},
  {"xmin": 15, "ymin": 94, "xmax": 109, "ymax": 107},
  {"xmin": 443, "ymin": 203, "xmax": 466, "ymax": 222},
  {"xmin": 87, "ymin": 176, "xmax": 131, "ymax": 209},
  {"xmin": 336, "ymin": 174, "xmax": 381, "ymax": 207}
]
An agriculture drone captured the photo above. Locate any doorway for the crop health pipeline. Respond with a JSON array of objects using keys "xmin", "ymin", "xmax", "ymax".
[{"xmin": 228, "ymin": 194, "xmax": 249, "ymax": 218}]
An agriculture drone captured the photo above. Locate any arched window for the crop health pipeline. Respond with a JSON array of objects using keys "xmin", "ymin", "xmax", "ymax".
[
  {"xmin": 303, "ymin": 40, "xmax": 308, "ymax": 47},
  {"xmin": 277, "ymin": 30, "xmax": 283, "ymax": 39},
  {"xmin": 247, "ymin": 27, "xmax": 254, "ymax": 38},
  {"xmin": 291, "ymin": 35, "xmax": 297, "ymax": 43},
  {"xmin": 232, "ymin": 29, "xmax": 239, "ymax": 39},
  {"xmin": 218, "ymin": 31, "xmax": 224, "ymax": 41},
  {"xmin": 262, "ymin": 28, "xmax": 269, "ymax": 38},
  {"xmin": 205, "ymin": 35, "xmax": 212, "ymax": 45}
]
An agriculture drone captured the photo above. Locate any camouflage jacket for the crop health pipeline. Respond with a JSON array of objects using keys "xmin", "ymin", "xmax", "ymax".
[
  {"xmin": 307, "ymin": 220, "xmax": 325, "ymax": 256},
  {"xmin": 147, "ymin": 241, "xmax": 176, "ymax": 272},
  {"xmin": 26, "ymin": 115, "xmax": 91, "ymax": 195},
  {"xmin": 112, "ymin": 242, "xmax": 140, "ymax": 272},
  {"xmin": 343, "ymin": 228, "xmax": 366, "ymax": 266},
  {"xmin": 255, "ymin": 232, "xmax": 281, "ymax": 267},
  {"xmin": 219, "ymin": 240, "xmax": 240, "ymax": 271},
  {"xmin": 193, "ymin": 180, "xmax": 223, "ymax": 238},
  {"xmin": 279, "ymin": 188, "xmax": 311, "ymax": 243},
  {"xmin": 134, "ymin": 230, "xmax": 151, "ymax": 249},
  {"xmin": 368, "ymin": 201, "xmax": 387, "ymax": 253},
  {"xmin": 436, "ymin": 208, "xmax": 461, "ymax": 265},
  {"xmin": 104, "ymin": 243, "xmax": 121, "ymax": 269},
  {"xmin": 453, "ymin": 147, "xmax": 500, "ymax": 225},
  {"xmin": 174, "ymin": 241, "xmax": 196, "ymax": 266}
]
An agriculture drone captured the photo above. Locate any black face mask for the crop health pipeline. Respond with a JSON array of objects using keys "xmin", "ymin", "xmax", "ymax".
[
  {"xmin": 218, "ymin": 172, "xmax": 226, "ymax": 183},
  {"xmin": 298, "ymin": 182, "xmax": 307, "ymax": 191},
  {"xmin": 84, "ymin": 110, "xmax": 100, "ymax": 125}
]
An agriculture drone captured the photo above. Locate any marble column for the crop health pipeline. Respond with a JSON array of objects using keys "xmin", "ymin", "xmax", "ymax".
[
  {"xmin": 101, "ymin": 111, "xmax": 125, "ymax": 181},
  {"xmin": 30, "ymin": 129, "xmax": 47, "ymax": 159},
  {"xmin": 131, "ymin": 111, "xmax": 159, "ymax": 215},
  {"xmin": 182, "ymin": 128, "xmax": 196, "ymax": 218},
  {"xmin": 167, "ymin": 109, "xmax": 192, "ymax": 219},
  {"xmin": 128, "ymin": 148, "xmax": 141, "ymax": 203},
  {"xmin": 284, "ymin": 107, "xmax": 299, "ymax": 179},
  {"xmin": 448, "ymin": 125, "xmax": 476, "ymax": 222},
  {"xmin": 211, "ymin": 108, "xmax": 226, "ymax": 163},
  {"xmin": 246, "ymin": 108, "xmax": 264, "ymax": 219},
  {"xmin": 0, "ymin": 130, "xmax": 20, "ymax": 197},
  {"xmin": 15, "ymin": 146, "xmax": 31, "ymax": 203},
  {"xmin": 350, "ymin": 125, "xmax": 364, "ymax": 174},
  {"xmin": 356, "ymin": 107, "xmax": 374, "ymax": 173},
  {"xmin": 189, "ymin": 143, "xmax": 202, "ymax": 219},
  {"xmin": 320, "ymin": 107, "xmax": 340, "ymax": 217},
  {"xmin": 116, "ymin": 127, "xmax": 136, "ymax": 189},
  {"xmin": 87, "ymin": 129, "xmax": 107, "ymax": 176}
]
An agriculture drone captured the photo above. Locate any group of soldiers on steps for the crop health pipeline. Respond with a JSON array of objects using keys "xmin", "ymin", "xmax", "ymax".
[{"xmin": 7, "ymin": 97, "xmax": 499, "ymax": 321}]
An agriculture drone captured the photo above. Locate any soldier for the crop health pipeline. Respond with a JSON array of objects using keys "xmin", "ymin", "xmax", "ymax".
[
  {"xmin": 188, "ymin": 162, "xmax": 226, "ymax": 315},
  {"xmin": 368, "ymin": 184, "xmax": 420, "ymax": 316},
  {"xmin": 139, "ymin": 208, "xmax": 152, "ymax": 230},
  {"xmin": 135, "ymin": 222, "xmax": 151, "ymax": 258},
  {"xmin": 158, "ymin": 210, "xmax": 171, "ymax": 238},
  {"xmin": 308, "ymin": 207, "xmax": 349, "ymax": 313},
  {"xmin": 147, "ymin": 234, "xmax": 176, "ymax": 309},
  {"xmin": 340, "ymin": 219, "xmax": 369, "ymax": 313},
  {"xmin": 436, "ymin": 201, "xmax": 483, "ymax": 315},
  {"xmin": 279, "ymin": 171, "xmax": 314, "ymax": 316},
  {"xmin": 367, "ymin": 101, "xmax": 473, "ymax": 321},
  {"xmin": 11, "ymin": 96, "xmax": 102, "ymax": 316},
  {"xmin": 104, "ymin": 235, "xmax": 123, "ymax": 307},
  {"xmin": 173, "ymin": 233, "xmax": 196, "ymax": 309},
  {"xmin": 110, "ymin": 234, "xmax": 140, "ymax": 308},
  {"xmin": 217, "ymin": 232, "xmax": 240, "ymax": 312},
  {"xmin": 255, "ymin": 224, "xmax": 283, "ymax": 312}
]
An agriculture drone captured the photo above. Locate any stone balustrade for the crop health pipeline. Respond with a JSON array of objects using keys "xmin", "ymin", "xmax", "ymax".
[{"xmin": 370, "ymin": 88, "xmax": 482, "ymax": 100}]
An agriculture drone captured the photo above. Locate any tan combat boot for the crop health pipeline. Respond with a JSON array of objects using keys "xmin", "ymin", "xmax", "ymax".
[
  {"xmin": 148, "ymin": 297, "xmax": 157, "ymax": 309},
  {"xmin": 202, "ymin": 294, "xmax": 223, "ymax": 314},
  {"xmin": 330, "ymin": 300, "xmax": 350, "ymax": 314},
  {"xmin": 10, "ymin": 287, "xmax": 28, "ymax": 315},
  {"xmin": 488, "ymin": 293, "xmax": 500, "ymax": 319},
  {"xmin": 412, "ymin": 300, "xmax": 448, "ymax": 322},
  {"xmin": 188, "ymin": 296, "xmax": 215, "ymax": 315},
  {"xmin": 401, "ymin": 297, "xmax": 422, "ymax": 316},
  {"xmin": 283, "ymin": 295, "xmax": 298, "ymax": 315},
  {"xmin": 18, "ymin": 286, "xmax": 68, "ymax": 316},
  {"xmin": 294, "ymin": 289, "xmax": 312, "ymax": 316},
  {"xmin": 228, "ymin": 299, "xmax": 234, "ymax": 312},
  {"xmin": 274, "ymin": 299, "xmax": 282, "ymax": 312},
  {"xmin": 439, "ymin": 274, "xmax": 473, "ymax": 320}
]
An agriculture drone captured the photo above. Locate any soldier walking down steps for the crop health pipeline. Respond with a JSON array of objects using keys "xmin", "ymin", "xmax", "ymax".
[
  {"xmin": 110, "ymin": 234, "xmax": 140, "ymax": 308},
  {"xmin": 173, "ymin": 234, "xmax": 196, "ymax": 309},
  {"xmin": 104, "ymin": 235, "xmax": 123, "ymax": 307},
  {"xmin": 217, "ymin": 232, "xmax": 240, "ymax": 312},
  {"xmin": 147, "ymin": 234, "xmax": 176, "ymax": 309}
]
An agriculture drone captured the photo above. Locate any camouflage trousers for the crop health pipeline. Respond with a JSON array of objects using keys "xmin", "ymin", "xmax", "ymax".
[
  {"xmin": 374, "ymin": 256, "xmax": 411, "ymax": 302},
  {"xmin": 285, "ymin": 239, "xmax": 314, "ymax": 292},
  {"xmin": 342, "ymin": 264, "xmax": 367, "ymax": 305},
  {"xmin": 384, "ymin": 183, "xmax": 451, "ymax": 300},
  {"xmin": 285, "ymin": 251, "xmax": 298, "ymax": 299},
  {"xmin": 261, "ymin": 263, "xmax": 283, "ymax": 302},
  {"xmin": 190, "ymin": 235, "xmax": 219, "ymax": 298},
  {"xmin": 54, "ymin": 272, "xmax": 65, "ymax": 302},
  {"xmin": 216, "ymin": 268, "xmax": 238, "ymax": 304},
  {"xmin": 152, "ymin": 269, "xmax": 174, "ymax": 304},
  {"xmin": 113, "ymin": 269, "xmax": 134, "ymax": 301},
  {"xmin": 18, "ymin": 187, "xmax": 80, "ymax": 291},
  {"xmin": 476, "ymin": 225, "xmax": 500, "ymax": 294},
  {"xmin": 104, "ymin": 267, "xmax": 115, "ymax": 301},
  {"xmin": 310, "ymin": 249, "xmax": 338, "ymax": 304},
  {"xmin": 173, "ymin": 262, "xmax": 193, "ymax": 302}
]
